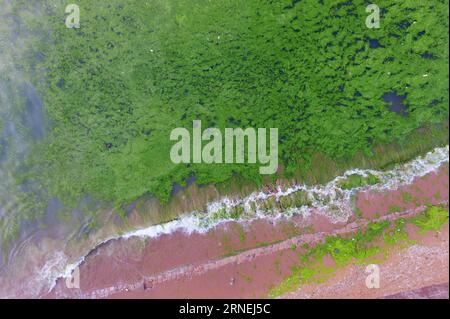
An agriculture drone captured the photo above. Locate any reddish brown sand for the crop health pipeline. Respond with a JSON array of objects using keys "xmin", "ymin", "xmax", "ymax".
[
  {"xmin": 356, "ymin": 164, "xmax": 449, "ymax": 219},
  {"xmin": 283, "ymin": 223, "xmax": 449, "ymax": 299},
  {"xmin": 44, "ymin": 164, "xmax": 449, "ymax": 299}
]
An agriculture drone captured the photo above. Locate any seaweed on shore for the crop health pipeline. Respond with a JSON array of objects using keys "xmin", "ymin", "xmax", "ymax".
[{"xmin": 268, "ymin": 205, "xmax": 449, "ymax": 298}]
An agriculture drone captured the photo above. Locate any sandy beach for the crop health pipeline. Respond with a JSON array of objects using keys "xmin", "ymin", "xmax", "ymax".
[{"xmin": 44, "ymin": 163, "xmax": 449, "ymax": 299}]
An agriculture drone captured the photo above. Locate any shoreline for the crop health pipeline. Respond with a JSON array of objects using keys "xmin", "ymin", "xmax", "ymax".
[
  {"xmin": 42, "ymin": 151, "xmax": 449, "ymax": 299},
  {"xmin": 47, "ymin": 203, "xmax": 449, "ymax": 299},
  {"xmin": 0, "ymin": 145, "xmax": 448, "ymax": 298},
  {"xmin": 54, "ymin": 146, "xmax": 449, "ymax": 289}
]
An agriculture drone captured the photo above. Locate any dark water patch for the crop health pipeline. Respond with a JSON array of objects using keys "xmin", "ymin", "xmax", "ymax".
[
  {"xmin": 368, "ymin": 38, "xmax": 381, "ymax": 49},
  {"xmin": 283, "ymin": 0, "xmax": 301, "ymax": 10},
  {"xmin": 413, "ymin": 31, "xmax": 426, "ymax": 41},
  {"xmin": 421, "ymin": 52, "xmax": 436, "ymax": 59},
  {"xmin": 429, "ymin": 99, "xmax": 442, "ymax": 107},
  {"xmin": 383, "ymin": 92, "xmax": 409, "ymax": 116},
  {"xmin": 388, "ymin": 33, "xmax": 401, "ymax": 39},
  {"xmin": 56, "ymin": 78, "xmax": 65, "ymax": 88},
  {"xmin": 355, "ymin": 46, "xmax": 365, "ymax": 53},
  {"xmin": 171, "ymin": 175, "xmax": 197, "ymax": 196},
  {"xmin": 336, "ymin": 1, "xmax": 352, "ymax": 10},
  {"xmin": 121, "ymin": 200, "xmax": 139, "ymax": 218},
  {"xmin": 398, "ymin": 20, "xmax": 412, "ymax": 30},
  {"xmin": 0, "ymin": 137, "xmax": 8, "ymax": 163},
  {"xmin": 22, "ymin": 84, "xmax": 46, "ymax": 140}
]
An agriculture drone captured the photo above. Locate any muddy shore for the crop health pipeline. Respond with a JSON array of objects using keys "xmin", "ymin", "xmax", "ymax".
[{"xmin": 44, "ymin": 163, "xmax": 449, "ymax": 299}]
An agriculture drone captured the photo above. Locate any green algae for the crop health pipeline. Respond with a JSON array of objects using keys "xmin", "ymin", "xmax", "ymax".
[
  {"xmin": 199, "ymin": 204, "xmax": 246, "ymax": 226},
  {"xmin": 7, "ymin": 0, "xmax": 447, "ymax": 214},
  {"xmin": 338, "ymin": 173, "xmax": 380, "ymax": 190},
  {"xmin": 268, "ymin": 205, "xmax": 449, "ymax": 298},
  {"xmin": 383, "ymin": 218, "xmax": 411, "ymax": 246},
  {"xmin": 0, "ymin": 0, "xmax": 448, "ymax": 260},
  {"xmin": 388, "ymin": 205, "xmax": 402, "ymax": 213},
  {"xmin": 235, "ymin": 224, "xmax": 246, "ymax": 243},
  {"xmin": 412, "ymin": 205, "xmax": 449, "ymax": 233},
  {"xmin": 402, "ymin": 192, "xmax": 413, "ymax": 203},
  {"xmin": 354, "ymin": 207, "xmax": 363, "ymax": 218}
]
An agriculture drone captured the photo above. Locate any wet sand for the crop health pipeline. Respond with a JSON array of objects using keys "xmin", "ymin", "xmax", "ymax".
[{"xmin": 44, "ymin": 163, "xmax": 449, "ymax": 299}]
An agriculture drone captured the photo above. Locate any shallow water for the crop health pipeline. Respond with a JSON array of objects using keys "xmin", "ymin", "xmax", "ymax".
[
  {"xmin": 171, "ymin": 175, "xmax": 197, "ymax": 196},
  {"xmin": 0, "ymin": 0, "xmax": 55, "ymax": 281},
  {"xmin": 23, "ymin": 83, "xmax": 46, "ymax": 140}
]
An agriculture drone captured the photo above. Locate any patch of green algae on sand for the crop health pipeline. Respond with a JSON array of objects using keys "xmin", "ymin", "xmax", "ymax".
[
  {"xmin": 412, "ymin": 206, "xmax": 449, "ymax": 233},
  {"xmin": 268, "ymin": 205, "xmax": 449, "ymax": 298}
]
